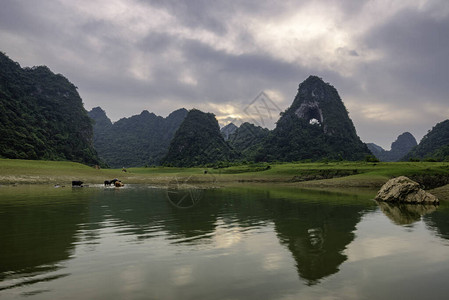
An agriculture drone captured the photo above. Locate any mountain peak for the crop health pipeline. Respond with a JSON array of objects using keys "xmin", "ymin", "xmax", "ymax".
[
  {"xmin": 221, "ymin": 123, "xmax": 238, "ymax": 140},
  {"xmin": 259, "ymin": 76, "xmax": 370, "ymax": 161},
  {"xmin": 367, "ymin": 132, "xmax": 417, "ymax": 162},
  {"xmin": 162, "ymin": 109, "xmax": 235, "ymax": 167},
  {"xmin": 391, "ymin": 132, "xmax": 417, "ymax": 153}
]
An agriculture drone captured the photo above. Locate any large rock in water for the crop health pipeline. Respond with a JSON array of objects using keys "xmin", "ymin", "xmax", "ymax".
[{"xmin": 375, "ymin": 176, "xmax": 439, "ymax": 204}]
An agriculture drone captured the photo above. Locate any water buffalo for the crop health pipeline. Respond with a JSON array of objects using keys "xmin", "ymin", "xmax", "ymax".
[
  {"xmin": 104, "ymin": 178, "xmax": 119, "ymax": 186},
  {"xmin": 72, "ymin": 180, "xmax": 83, "ymax": 187}
]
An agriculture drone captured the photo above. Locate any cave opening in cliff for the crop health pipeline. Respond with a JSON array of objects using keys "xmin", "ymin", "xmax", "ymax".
[{"xmin": 305, "ymin": 107, "xmax": 323, "ymax": 125}]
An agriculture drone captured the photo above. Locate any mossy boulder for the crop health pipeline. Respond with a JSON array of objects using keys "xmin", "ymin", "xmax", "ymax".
[{"xmin": 375, "ymin": 176, "xmax": 439, "ymax": 204}]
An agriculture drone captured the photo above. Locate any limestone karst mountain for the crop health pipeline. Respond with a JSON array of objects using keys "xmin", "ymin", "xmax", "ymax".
[
  {"xmin": 162, "ymin": 109, "xmax": 237, "ymax": 167},
  {"xmin": 367, "ymin": 132, "xmax": 417, "ymax": 162},
  {"xmin": 257, "ymin": 76, "xmax": 371, "ymax": 161},
  {"xmin": 228, "ymin": 122, "xmax": 270, "ymax": 161},
  {"xmin": 0, "ymin": 52, "xmax": 101, "ymax": 165},
  {"xmin": 88, "ymin": 107, "xmax": 188, "ymax": 167}
]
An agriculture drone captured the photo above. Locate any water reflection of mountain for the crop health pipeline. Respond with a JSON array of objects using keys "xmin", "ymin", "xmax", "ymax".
[
  {"xmin": 88, "ymin": 188, "xmax": 218, "ymax": 243},
  {"xmin": 424, "ymin": 204, "xmax": 449, "ymax": 240},
  {"xmin": 0, "ymin": 187, "xmax": 92, "ymax": 290},
  {"xmin": 252, "ymin": 188, "xmax": 376, "ymax": 285},
  {"xmin": 97, "ymin": 186, "xmax": 377, "ymax": 285},
  {"xmin": 95, "ymin": 187, "xmax": 271, "ymax": 245}
]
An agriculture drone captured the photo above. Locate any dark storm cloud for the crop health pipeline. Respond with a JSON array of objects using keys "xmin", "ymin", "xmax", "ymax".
[
  {"xmin": 344, "ymin": 6, "xmax": 449, "ymax": 145},
  {"xmin": 362, "ymin": 8, "xmax": 449, "ymax": 101},
  {"xmin": 140, "ymin": 0, "xmax": 229, "ymax": 35}
]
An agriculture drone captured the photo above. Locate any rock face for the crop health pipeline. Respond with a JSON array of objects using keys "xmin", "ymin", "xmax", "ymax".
[{"xmin": 375, "ymin": 176, "xmax": 439, "ymax": 204}]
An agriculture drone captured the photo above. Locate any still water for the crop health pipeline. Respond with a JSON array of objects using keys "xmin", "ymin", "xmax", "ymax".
[{"xmin": 1, "ymin": 184, "xmax": 449, "ymax": 299}]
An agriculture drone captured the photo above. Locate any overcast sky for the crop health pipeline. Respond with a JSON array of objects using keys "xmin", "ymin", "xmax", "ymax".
[{"xmin": 1, "ymin": 0, "xmax": 448, "ymax": 149}]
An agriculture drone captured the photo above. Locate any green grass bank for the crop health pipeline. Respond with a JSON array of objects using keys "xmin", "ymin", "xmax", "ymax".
[{"xmin": 1, "ymin": 159, "xmax": 448, "ymax": 200}]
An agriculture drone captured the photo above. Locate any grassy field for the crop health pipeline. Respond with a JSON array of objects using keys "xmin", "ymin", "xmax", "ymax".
[{"xmin": 1, "ymin": 158, "xmax": 448, "ymax": 199}]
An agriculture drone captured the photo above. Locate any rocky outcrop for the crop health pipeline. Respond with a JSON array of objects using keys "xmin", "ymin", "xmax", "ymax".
[{"xmin": 375, "ymin": 176, "xmax": 439, "ymax": 204}]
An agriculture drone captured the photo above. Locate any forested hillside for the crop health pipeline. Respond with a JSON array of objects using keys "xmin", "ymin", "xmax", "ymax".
[
  {"xmin": 0, "ymin": 52, "xmax": 101, "ymax": 165},
  {"xmin": 257, "ymin": 76, "xmax": 370, "ymax": 161},
  {"xmin": 228, "ymin": 122, "xmax": 269, "ymax": 161},
  {"xmin": 162, "ymin": 109, "xmax": 237, "ymax": 167},
  {"xmin": 403, "ymin": 120, "xmax": 449, "ymax": 161},
  {"xmin": 89, "ymin": 107, "xmax": 187, "ymax": 167}
]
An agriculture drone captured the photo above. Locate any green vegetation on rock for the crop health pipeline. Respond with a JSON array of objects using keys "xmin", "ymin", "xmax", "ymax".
[
  {"xmin": 220, "ymin": 123, "xmax": 238, "ymax": 140},
  {"xmin": 228, "ymin": 122, "xmax": 269, "ymax": 161},
  {"xmin": 88, "ymin": 107, "xmax": 187, "ymax": 168},
  {"xmin": 403, "ymin": 120, "xmax": 449, "ymax": 161},
  {"xmin": 0, "ymin": 52, "xmax": 101, "ymax": 165},
  {"xmin": 257, "ymin": 76, "xmax": 371, "ymax": 162},
  {"xmin": 162, "ymin": 109, "xmax": 238, "ymax": 167}
]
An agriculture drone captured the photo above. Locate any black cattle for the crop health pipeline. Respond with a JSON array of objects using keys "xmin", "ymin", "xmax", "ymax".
[
  {"xmin": 104, "ymin": 178, "xmax": 119, "ymax": 186},
  {"xmin": 72, "ymin": 180, "xmax": 83, "ymax": 187}
]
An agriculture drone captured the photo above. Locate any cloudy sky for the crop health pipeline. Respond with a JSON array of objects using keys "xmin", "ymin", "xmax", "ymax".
[{"xmin": 1, "ymin": 0, "xmax": 448, "ymax": 149}]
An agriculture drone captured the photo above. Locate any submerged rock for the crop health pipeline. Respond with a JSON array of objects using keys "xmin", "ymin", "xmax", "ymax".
[{"xmin": 375, "ymin": 176, "xmax": 439, "ymax": 204}]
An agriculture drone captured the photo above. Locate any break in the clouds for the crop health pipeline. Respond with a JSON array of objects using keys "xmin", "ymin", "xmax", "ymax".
[{"xmin": 0, "ymin": 0, "xmax": 448, "ymax": 148}]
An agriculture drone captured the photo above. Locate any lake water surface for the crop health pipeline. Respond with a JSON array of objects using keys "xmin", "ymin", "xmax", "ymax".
[{"xmin": 1, "ymin": 184, "xmax": 449, "ymax": 299}]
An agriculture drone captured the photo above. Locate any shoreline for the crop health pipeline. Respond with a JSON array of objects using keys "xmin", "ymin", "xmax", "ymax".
[{"xmin": 1, "ymin": 159, "xmax": 448, "ymax": 201}]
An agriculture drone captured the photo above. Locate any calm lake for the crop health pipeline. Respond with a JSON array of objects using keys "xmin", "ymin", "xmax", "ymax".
[{"xmin": 1, "ymin": 183, "xmax": 449, "ymax": 299}]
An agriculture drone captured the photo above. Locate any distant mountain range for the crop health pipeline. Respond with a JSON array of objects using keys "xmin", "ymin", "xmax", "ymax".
[
  {"xmin": 3, "ymin": 51, "xmax": 448, "ymax": 167},
  {"xmin": 367, "ymin": 132, "xmax": 417, "ymax": 162},
  {"xmin": 88, "ymin": 107, "xmax": 187, "ymax": 168},
  {"xmin": 88, "ymin": 76, "xmax": 449, "ymax": 166},
  {"xmin": 0, "ymin": 52, "xmax": 101, "ymax": 165},
  {"xmin": 162, "ymin": 76, "xmax": 371, "ymax": 166}
]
